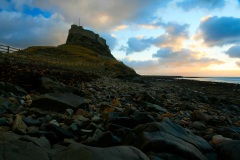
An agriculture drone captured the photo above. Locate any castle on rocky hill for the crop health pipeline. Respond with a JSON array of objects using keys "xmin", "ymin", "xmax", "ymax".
[{"xmin": 66, "ymin": 25, "xmax": 115, "ymax": 59}]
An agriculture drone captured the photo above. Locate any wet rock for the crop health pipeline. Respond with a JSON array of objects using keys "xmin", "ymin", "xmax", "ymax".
[
  {"xmin": 23, "ymin": 117, "xmax": 42, "ymax": 126},
  {"xmin": 53, "ymin": 142, "xmax": 149, "ymax": 160},
  {"xmin": 216, "ymin": 140, "xmax": 240, "ymax": 160},
  {"xmin": 124, "ymin": 118, "xmax": 216, "ymax": 160},
  {"xmin": 31, "ymin": 93, "xmax": 86, "ymax": 112}
]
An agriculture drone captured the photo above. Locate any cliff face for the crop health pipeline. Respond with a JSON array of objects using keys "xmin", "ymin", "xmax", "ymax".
[{"xmin": 66, "ymin": 25, "xmax": 115, "ymax": 59}]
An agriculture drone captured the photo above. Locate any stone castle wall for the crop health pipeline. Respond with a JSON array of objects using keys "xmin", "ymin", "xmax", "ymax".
[{"xmin": 66, "ymin": 25, "xmax": 114, "ymax": 59}]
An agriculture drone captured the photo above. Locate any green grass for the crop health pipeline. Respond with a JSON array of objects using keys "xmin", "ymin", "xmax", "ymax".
[{"xmin": 0, "ymin": 44, "xmax": 137, "ymax": 77}]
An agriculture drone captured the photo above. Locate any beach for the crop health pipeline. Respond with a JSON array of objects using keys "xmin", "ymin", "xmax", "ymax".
[{"xmin": 0, "ymin": 75, "xmax": 239, "ymax": 159}]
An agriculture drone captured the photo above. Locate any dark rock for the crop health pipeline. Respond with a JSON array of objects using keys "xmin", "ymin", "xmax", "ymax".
[
  {"xmin": 0, "ymin": 117, "xmax": 10, "ymax": 126},
  {"xmin": 45, "ymin": 124, "xmax": 73, "ymax": 139},
  {"xmin": 12, "ymin": 114, "xmax": 28, "ymax": 133},
  {"xmin": 143, "ymin": 102, "xmax": 168, "ymax": 113},
  {"xmin": 31, "ymin": 93, "xmax": 86, "ymax": 112},
  {"xmin": 52, "ymin": 142, "xmax": 149, "ymax": 160},
  {"xmin": 23, "ymin": 117, "xmax": 42, "ymax": 126},
  {"xmin": 40, "ymin": 77, "xmax": 75, "ymax": 93},
  {"xmin": 217, "ymin": 127, "xmax": 240, "ymax": 139},
  {"xmin": 106, "ymin": 112, "xmax": 155, "ymax": 128},
  {"xmin": 216, "ymin": 140, "xmax": 240, "ymax": 160},
  {"xmin": 98, "ymin": 131, "xmax": 121, "ymax": 147},
  {"xmin": 0, "ymin": 82, "xmax": 28, "ymax": 95},
  {"xmin": 0, "ymin": 132, "xmax": 50, "ymax": 160},
  {"xmin": 0, "ymin": 96, "xmax": 9, "ymax": 114},
  {"xmin": 191, "ymin": 110, "xmax": 212, "ymax": 122},
  {"xmin": 124, "ymin": 118, "xmax": 216, "ymax": 160},
  {"xmin": 191, "ymin": 121, "xmax": 207, "ymax": 131}
]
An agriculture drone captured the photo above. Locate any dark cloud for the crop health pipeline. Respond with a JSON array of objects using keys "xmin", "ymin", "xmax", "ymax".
[
  {"xmin": 0, "ymin": 11, "xmax": 68, "ymax": 48},
  {"xmin": 153, "ymin": 47, "xmax": 223, "ymax": 67},
  {"xmin": 125, "ymin": 37, "xmax": 153, "ymax": 55},
  {"xmin": 226, "ymin": 45, "xmax": 240, "ymax": 58},
  {"xmin": 177, "ymin": 0, "xmax": 225, "ymax": 11},
  {"xmin": 196, "ymin": 16, "xmax": 240, "ymax": 46}
]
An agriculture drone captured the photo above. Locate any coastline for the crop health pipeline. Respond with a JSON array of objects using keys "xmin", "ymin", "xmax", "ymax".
[{"xmin": 0, "ymin": 75, "xmax": 239, "ymax": 159}]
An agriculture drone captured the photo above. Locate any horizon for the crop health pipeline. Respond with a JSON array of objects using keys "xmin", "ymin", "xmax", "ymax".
[{"xmin": 1, "ymin": 0, "xmax": 240, "ymax": 77}]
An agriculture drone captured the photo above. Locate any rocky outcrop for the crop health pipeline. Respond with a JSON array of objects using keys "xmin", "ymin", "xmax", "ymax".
[{"xmin": 66, "ymin": 25, "xmax": 115, "ymax": 59}]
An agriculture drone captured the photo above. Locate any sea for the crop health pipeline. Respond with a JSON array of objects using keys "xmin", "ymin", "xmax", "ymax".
[{"xmin": 178, "ymin": 77, "xmax": 240, "ymax": 84}]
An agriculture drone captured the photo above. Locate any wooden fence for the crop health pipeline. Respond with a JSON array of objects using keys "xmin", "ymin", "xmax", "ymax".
[{"xmin": 0, "ymin": 44, "xmax": 20, "ymax": 53}]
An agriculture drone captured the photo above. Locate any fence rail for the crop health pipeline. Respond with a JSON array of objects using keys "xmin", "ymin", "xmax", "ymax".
[{"xmin": 0, "ymin": 44, "xmax": 20, "ymax": 53}]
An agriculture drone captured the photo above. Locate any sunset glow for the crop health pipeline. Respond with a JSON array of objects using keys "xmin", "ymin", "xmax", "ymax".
[{"xmin": 1, "ymin": 0, "xmax": 240, "ymax": 76}]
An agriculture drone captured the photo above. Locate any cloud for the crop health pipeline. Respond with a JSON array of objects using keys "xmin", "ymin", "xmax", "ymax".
[
  {"xmin": 100, "ymin": 33, "xmax": 117, "ymax": 50},
  {"xmin": 153, "ymin": 47, "xmax": 224, "ymax": 67},
  {"xmin": 153, "ymin": 23, "xmax": 189, "ymax": 50},
  {"xmin": 196, "ymin": 16, "xmax": 240, "ymax": 46},
  {"xmin": 237, "ymin": 62, "xmax": 240, "ymax": 67},
  {"xmin": 29, "ymin": 0, "xmax": 172, "ymax": 31},
  {"xmin": 125, "ymin": 37, "xmax": 154, "ymax": 55},
  {"xmin": 226, "ymin": 45, "xmax": 240, "ymax": 58},
  {"xmin": 124, "ymin": 22, "xmax": 189, "ymax": 55},
  {"xmin": 177, "ymin": 0, "xmax": 225, "ymax": 11},
  {"xmin": 0, "ymin": 11, "xmax": 68, "ymax": 48}
]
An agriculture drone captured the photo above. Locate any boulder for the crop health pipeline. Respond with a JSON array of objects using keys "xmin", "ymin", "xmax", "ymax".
[
  {"xmin": 0, "ymin": 132, "xmax": 50, "ymax": 160},
  {"xmin": 105, "ymin": 112, "xmax": 155, "ymax": 128},
  {"xmin": 143, "ymin": 102, "xmax": 168, "ymax": 113},
  {"xmin": 0, "ymin": 96, "xmax": 9, "ymax": 114},
  {"xmin": 53, "ymin": 142, "xmax": 149, "ymax": 160},
  {"xmin": 124, "ymin": 118, "xmax": 216, "ymax": 160},
  {"xmin": 31, "ymin": 93, "xmax": 86, "ymax": 112},
  {"xmin": 40, "ymin": 77, "xmax": 74, "ymax": 93},
  {"xmin": 216, "ymin": 140, "xmax": 240, "ymax": 160},
  {"xmin": 0, "ymin": 82, "xmax": 27, "ymax": 95}
]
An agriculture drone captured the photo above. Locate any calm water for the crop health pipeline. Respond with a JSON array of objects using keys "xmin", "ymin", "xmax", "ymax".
[{"xmin": 178, "ymin": 77, "xmax": 240, "ymax": 84}]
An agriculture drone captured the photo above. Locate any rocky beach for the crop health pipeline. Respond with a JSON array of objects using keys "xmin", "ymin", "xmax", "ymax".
[{"xmin": 0, "ymin": 75, "xmax": 239, "ymax": 160}]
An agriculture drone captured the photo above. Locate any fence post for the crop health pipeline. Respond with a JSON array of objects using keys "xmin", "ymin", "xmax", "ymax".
[{"xmin": 7, "ymin": 46, "xmax": 10, "ymax": 53}]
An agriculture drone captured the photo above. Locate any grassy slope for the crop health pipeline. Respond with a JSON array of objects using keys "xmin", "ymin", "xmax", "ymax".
[{"xmin": 0, "ymin": 45, "xmax": 137, "ymax": 86}]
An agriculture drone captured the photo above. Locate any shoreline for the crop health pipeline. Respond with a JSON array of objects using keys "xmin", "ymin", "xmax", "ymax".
[{"xmin": 0, "ymin": 75, "xmax": 239, "ymax": 159}]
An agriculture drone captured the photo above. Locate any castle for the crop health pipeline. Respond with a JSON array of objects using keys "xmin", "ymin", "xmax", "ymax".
[{"xmin": 66, "ymin": 25, "xmax": 115, "ymax": 59}]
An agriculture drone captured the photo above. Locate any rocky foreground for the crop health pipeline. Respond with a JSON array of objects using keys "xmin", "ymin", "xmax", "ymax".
[{"xmin": 0, "ymin": 76, "xmax": 240, "ymax": 160}]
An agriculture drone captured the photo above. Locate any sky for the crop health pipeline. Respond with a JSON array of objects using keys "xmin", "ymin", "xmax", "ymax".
[{"xmin": 1, "ymin": 0, "xmax": 240, "ymax": 76}]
